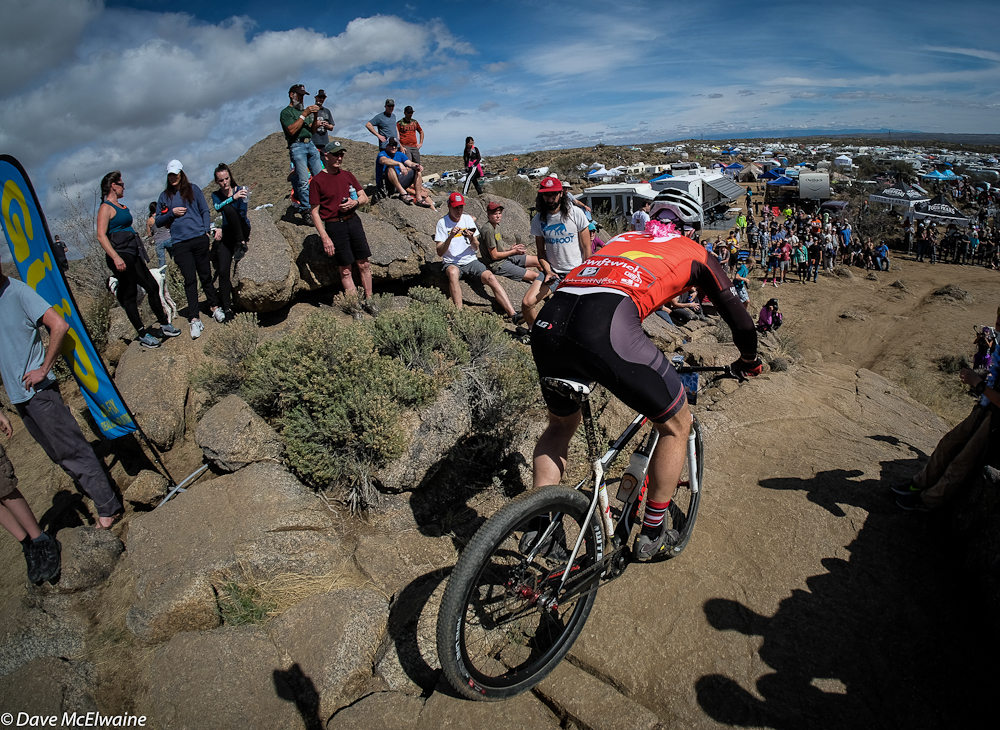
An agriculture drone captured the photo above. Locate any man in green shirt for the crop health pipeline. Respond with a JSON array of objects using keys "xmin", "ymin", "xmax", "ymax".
[{"xmin": 280, "ymin": 84, "xmax": 323, "ymax": 217}]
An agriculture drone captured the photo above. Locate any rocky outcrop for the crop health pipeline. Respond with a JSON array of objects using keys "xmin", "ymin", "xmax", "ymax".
[
  {"xmin": 196, "ymin": 394, "xmax": 284, "ymax": 472},
  {"xmin": 234, "ymin": 208, "xmax": 299, "ymax": 313},
  {"xmin": 125, "ymin": 462, "xmax": 346, "ymax": 644},
  {"xmin": 0, "ymin": 658, "xmax": 98, "ymax": 719},
  {"xmin": 149, "ymin": 627, "xmax": 303, "ymax": 730},
  {"xmin": 123, "ymin": 469, "xmax": 170, "ymax": 509},
  {"xmin": 268, "ymin": 588, "xmax": 390, "ymax": 719},
  {"xmin": 51, "ymin": 527, "xmax": 123, "ymax": 592}
]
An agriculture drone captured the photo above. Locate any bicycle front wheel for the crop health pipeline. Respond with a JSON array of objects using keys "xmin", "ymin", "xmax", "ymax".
[
  {"xmin": 436, "ymin": 486, "xmax": 604, "ymax": 701},
  {"xmin": 664, "ymin": 416, "xmax": 704, "ymax": 558}
]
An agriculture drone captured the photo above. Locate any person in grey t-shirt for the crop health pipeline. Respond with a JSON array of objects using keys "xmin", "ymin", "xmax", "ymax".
[
  {"xmin": 365, "ymin": 99, "xmax": 399, "ymax": 151},
  {"xmin": 311, "ymin": 89, "xmax": 335, "ymax": 150}
]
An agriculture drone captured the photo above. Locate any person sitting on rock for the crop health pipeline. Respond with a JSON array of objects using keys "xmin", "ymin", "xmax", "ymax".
[
  {"xmin": 479, "ymin": 201, "xmax": 545, "ymax": 286},
  {"xmin": 0, "ymin": 412, "xmax": 61, "ymax": 585},
  {"xmin": 378, "ymin": 138, "xmax": 432, "ymax": 207},
  {"xmin": 667, "ymin": 287, "xmax": 709, "ymax": 325},
  {"xmin": 756, "ymin": 298, "xmax": 782, "ymax": 333},
  {"xmin": 434, "ymin": 192, "xmax": 519, "ymax": 320},
  {"xmin": 893, "ymin": 304, "xmax": 1000, "ymax": 511}
]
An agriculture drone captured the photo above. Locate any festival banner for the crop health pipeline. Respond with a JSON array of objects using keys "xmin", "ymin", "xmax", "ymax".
[{"xmin": 0, "ymin": 154, "xmax": 137, "ymax": 438}]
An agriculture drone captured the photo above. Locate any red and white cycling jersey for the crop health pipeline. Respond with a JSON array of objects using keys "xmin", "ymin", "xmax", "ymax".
[{"xmin": 560, "ymin": 231, "xmax": 730, "ymax": 320}]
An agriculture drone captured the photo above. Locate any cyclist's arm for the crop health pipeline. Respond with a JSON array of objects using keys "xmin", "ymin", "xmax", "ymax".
[{"xmin": 693, "ymin": 255, "xmax": 758, "ymax": 358}]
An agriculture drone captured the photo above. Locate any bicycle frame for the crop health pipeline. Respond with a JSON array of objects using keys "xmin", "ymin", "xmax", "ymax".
[{"xmin": 537, "ymin": 364, "xmax": 730, "ymax": 597}]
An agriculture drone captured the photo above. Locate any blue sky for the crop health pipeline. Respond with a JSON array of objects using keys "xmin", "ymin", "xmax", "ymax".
[{"xmin": 1, "ymin": 0, "xmax": 998, "ymax": 251}]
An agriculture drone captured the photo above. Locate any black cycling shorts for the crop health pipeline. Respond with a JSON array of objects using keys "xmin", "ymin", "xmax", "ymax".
[{"xmin": 531, "ymin": 291, "xmax": 687, "ymax": 423}]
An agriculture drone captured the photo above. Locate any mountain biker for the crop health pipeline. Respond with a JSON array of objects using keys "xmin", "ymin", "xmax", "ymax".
[{"xmin": 530, "ymin": 219, "xmax": 762, "ymax": 562}]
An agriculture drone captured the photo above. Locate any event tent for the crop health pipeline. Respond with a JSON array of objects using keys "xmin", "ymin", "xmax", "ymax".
[
  {"xmin": 869, "ymin": 181, "xmax": 930, "ymax": 206},
  {"xmin": 911, "ymin": 194, "xmax": 970, "ymax": 223}
]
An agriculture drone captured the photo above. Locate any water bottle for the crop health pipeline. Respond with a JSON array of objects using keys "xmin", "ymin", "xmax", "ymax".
[
  {"xmin": 617, "ymin": 437, "xmax": 655, "ymax": 502},
  {"xmin": 349, "ymin": 185, "xmax": 358, "ymax": 201}
]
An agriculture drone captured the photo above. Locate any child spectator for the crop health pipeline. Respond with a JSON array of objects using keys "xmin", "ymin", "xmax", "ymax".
[{"xmin": 757, "ymin": 298, "xmax": 782, "ymax": 333}]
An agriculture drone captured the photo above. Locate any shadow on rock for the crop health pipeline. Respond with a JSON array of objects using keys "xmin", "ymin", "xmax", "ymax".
[
  {"xmin": 273, "ymin": 663, "xmax": 322, "ymax": 730},
  {"xmin": 697, "ymin": 460, "xmax": 996, "ymax": 730}
]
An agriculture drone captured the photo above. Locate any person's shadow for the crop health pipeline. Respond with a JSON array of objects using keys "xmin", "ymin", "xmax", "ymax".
[{"xmin": 695, "ymin": 447, "xmax": 997, "ymax": 730}]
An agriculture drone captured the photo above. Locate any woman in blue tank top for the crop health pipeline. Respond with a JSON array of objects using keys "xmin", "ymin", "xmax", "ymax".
[{"xmin": 96, "ymin": 171, "xmax": 180, "ymax": 348}]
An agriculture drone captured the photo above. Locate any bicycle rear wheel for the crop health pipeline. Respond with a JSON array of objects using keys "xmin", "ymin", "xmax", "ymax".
[
  {"xmin": 436, "ymin": 486, "xmax": 604, "ymax": 701},
  {"xmin": 662, "ymin": 416, "xmax": 704, "ymax": 558}
]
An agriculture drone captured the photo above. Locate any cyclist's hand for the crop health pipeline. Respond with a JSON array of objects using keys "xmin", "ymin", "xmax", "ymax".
[{"xmin": 732, "ymin": 355, "xmax": 763, "ymax": 379}]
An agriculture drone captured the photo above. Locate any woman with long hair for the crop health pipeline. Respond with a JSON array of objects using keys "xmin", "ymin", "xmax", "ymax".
[
  {"xmin": 211, "ymin": 163, "xmax": 251, "ymax": 320},
  {"xmin": 463, "ymin": 136, "xmax": 484, "ymax": 195},
  {"xmin": 154, "ymin": 160, "xmax": 223, "ymax": 338},
  {"xmin": 96, "ymin": 171, "xmax": 179, "ymax": 348}
]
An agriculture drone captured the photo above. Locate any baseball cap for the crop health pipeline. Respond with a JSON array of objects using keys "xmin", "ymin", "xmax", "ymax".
[
  {"xmin": 449, "ymin": 192, "xmax": 465, "ymax": 207},
  {"xmin": 385, "ymin": 137, "xmax": 399, "ymax": 148},
  {"xmin": 166, "ymin": 159, "xmax": 183, "ymax": 175},
  {"xmin": 538, "ymin": 176, "xmax": 563, "ymax": 192},
  {"xmin": 385, "ymin": 98, "xmax": 395, "ymax": 106},
  {"xmin": 316, "ymin": 89, "xmax": 327, "ymax": 99},
  {"xmin": 486, "ymin": 201, "xmax": 504, "ymax": 212},
  {"xmin": 323, "ymin": 140, "xmax": 346, "ymax": 155},
  {"xmin": 289, "ymin": 84, "xmax": 309, "ymax": 96},
  {"xmin": 404, "ymin": 105, "xmax": 414, "ymax": 113}
]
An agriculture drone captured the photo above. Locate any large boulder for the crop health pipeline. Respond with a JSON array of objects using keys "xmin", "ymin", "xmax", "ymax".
[
  {"xmin": 123, "ymin": 469, "xmax": 170, "ymax": 509},
  {"xmin": 115, "ymin": 339, "xmax": 204, "ymax": 450},
  {"xmin": 149, "ymin": 626, "xmax": 304, "ymax": 730},
  {"xmin": 0, "ymin": 657, "xmax": 97, "ymax": 718},
  {"xmin": 235, "ymin": 208, "xmax": 298, "ymax": 313},
  {"xmin": 268, "ymin": 588, "xmax": 390, "ymax": 720},
  {"xmin": 375, "ymin": 386, "xmax": 472, "ymax": 493},
  {"xmin": 327, "ymin": 692, "xmax": 424, "ymax": 730},
  {"xmin": 126, "ymin": 463, "xmax": 347, "ymax": 644},
  {"xmin": 196, "ymin": 394, "xmax": 284, "ymax": 472},
  {"xmin": 50, "ymin": 526, "xmax": 123, "ymax": 592}
]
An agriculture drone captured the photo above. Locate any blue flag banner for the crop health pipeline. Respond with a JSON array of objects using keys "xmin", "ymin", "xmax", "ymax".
[{"xmin": 0, "ymin": 154, "xmax": 137, "ymax": 439}]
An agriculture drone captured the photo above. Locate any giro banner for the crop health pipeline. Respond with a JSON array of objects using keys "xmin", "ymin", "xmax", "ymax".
[{"xmin": 0, "ymin": 154, "xmax": 137, "ymax": 438}]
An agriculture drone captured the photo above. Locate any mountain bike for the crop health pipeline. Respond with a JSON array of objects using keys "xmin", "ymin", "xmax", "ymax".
[{"xmin": 435, "ymin": 360, "xmax": 744, "ymax": 700}]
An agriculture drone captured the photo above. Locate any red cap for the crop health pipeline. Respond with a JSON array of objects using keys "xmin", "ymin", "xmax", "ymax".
[
  {"xmin": 538, "ymin": 176, "xmax": 563, "ymax": 192},
  {"xmin": 449, "ymin": 192, "xmax": 465, "ymax": 206},
  {"xmin": 486, "ymin": 201, "xmax": 504, "ymax": 212}
]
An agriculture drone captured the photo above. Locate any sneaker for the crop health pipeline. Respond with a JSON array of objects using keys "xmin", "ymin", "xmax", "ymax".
[
  {"xmin": 512, "ymin": 311, "xmax": 525, "ymax": 326},
  {"xmin": 23, "ymin": 542, "xmax": 42, "ymax": 584},
  {"xmin": 890, "ymin": 479, "xmax": 921, "ymax": 496},
  {"xmin": 895, "ymin": 493, "xmax": 930, "ymax": 512},
  {"xmin": 190, "ymin": 320, "xmax": 204, "ymax": 339},
  {"xmin": 160, "ymin": 324, "xmax": 181, "ymax": 338},
  {"xmin": 518, "ymin": 521, "xmax": 568, "ymax": 562},
  {"xmin": 35, "ymin": 537, "xmax": 61, "ymax": 583},
  {"xmin": 138, "ymin": 333, "xmax": 161, "ymax": 349},
  {"xmin": 212, "ymin": 308, "xmax": 226, "ymax": 323},
  {"xmin": 633, "ymin": 525, "xmax": 680, "ymax": 562}
]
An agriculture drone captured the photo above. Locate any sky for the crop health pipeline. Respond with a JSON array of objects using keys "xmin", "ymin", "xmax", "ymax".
[{"xmin": 1, "ymin": 0, "xmax": 999, "ymax": 256}]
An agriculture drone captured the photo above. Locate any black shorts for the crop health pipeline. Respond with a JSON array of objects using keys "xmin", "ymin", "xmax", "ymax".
[
  {"xmin": 531, "ymin": 291, "xmax": 687, "ymax": 423},
  {"xmin": 324, "ymin": 215, "xmax": 371, "ymax": 266}
]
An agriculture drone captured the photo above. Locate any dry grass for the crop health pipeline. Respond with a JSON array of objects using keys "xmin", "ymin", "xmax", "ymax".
[{"xmin": 898, "ymin": 353, "xmax": 975, "ymax": 426}]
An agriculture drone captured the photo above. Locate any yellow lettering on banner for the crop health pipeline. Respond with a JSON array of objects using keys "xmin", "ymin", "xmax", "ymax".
[
  {"xmin": 104, "ymin": 399, "xmax": 120, "ymax": 416},
  {"xmin": 52, "ymin": 299, "xmax": 100, "ymax": 394},
  {"xmin": 2, "ymin": 179, "xmax": 33, "ymax": 263},
  {"xmin": 27, "ymin": 252, "xmax": 52, "ymax": 289}
]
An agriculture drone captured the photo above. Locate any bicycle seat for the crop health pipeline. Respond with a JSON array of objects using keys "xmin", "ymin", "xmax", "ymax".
[{"xmin": 542, "ymin": 377, "xmax": 594, "ymax": 397}]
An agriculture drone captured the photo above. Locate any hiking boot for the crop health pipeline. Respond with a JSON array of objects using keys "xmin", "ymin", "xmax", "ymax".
[
  {"xmin": 35, "ymin": 537, "xmax": 61, "ymax": 583},
  {"xmin": 519, "ymin": 520, "xmax": 568, "ymax": 562},
  {"xmin": 890, "ymin": 479, "xmax": 922, "ymax": 496},
  {"xmin": 138, "ymin": 333, "xmax": 160, "ymax": 349},
  {"xmin": 23, "ymin": 542, "xmax": 42, "ymax": 584},
  {"xmin": 512, "ymin": 311, "xmax": 525, "ymax": 326},
  {"xmin": 160, "ymin": 324, "xmax": 181, "ymax": 338},
  {"xmin": 895, "ymin": 493, "xmax": 930, "ymax": 512},
  {"xmin": 633, "ymin": 525, "xmax": 680, "ymax": 562},
  {"xmin": 190, "ymin": 320, "xmax": 204, "ymax": 339}
]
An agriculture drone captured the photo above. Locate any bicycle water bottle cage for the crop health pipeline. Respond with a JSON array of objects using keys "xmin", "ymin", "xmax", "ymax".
[{"xmin": 542, "ymin": 377, "xmax": 594, "ymax": 399}]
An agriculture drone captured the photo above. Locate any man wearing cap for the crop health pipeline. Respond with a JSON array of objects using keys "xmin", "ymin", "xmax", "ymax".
[
  {"xmin": 435, "ymin": 192, "xmax": 519, "ymax": 319},
  {"xmin": 366, "ymin": 99, "xmax": 400, "ymax": 191},
  {"xmin": 311, "ymin": 90, "xmax": 335, "ymax": 151},
  {"xmin": 378, "ymin": 138, "xmax": 432, "ymax": 206},
  {"xmin": 280, "ymin": 84, "xmax": 322, "ymax": 217},
  {"xmin": 396, "ymin": 106, "xmax": 424, "ymax": 164},
  {"xmin": 521, "ymin": 176, "xmax": 591, "ymax": 327},
  {"xmin": 480, "ymin": 202, "xmax": 544, "ymax": 284},
  {"xmin": 309, "ymin": 141, "xmax": 373, "ymax": 299}
]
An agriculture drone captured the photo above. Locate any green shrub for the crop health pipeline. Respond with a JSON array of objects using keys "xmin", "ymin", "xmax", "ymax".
[
  {"xmin": 83, "ymin": 291, "xmax": 116, "ymax": 353},
  {"xmin": 215, "ymin": 581, "xmax": 276, "ymax": 626},
  {"xmin": 368, "ymin": 301, "xmax": 468, "ymax": 374},
  {"xmin": 242, "ymin": 311, "xmax": 436, "ymax": 510},
  {"xmin": 484, "ymin": 177, "xmax": 536, "ymax": 209},
  {"xmin": 190, "ymin": 313, "xmax": 260, "ymax": 405},
  {"xmin": 407, "ymin": 286, "xmax": 447, "ymax": 305}
]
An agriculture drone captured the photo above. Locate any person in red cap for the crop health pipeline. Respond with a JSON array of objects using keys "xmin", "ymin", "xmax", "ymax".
[
  {"xmin": 521, "ymin": 176, "xmax": 591, "ymax": 327},
  {"xmin": 434, "ymin": 193, "xmax": 519, "ymax": 320}
]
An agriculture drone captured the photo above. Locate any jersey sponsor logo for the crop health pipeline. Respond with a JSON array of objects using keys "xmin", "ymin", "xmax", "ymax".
[
  {"xmin": 579, "ymin": 266, "xmax": 600, "ymax": 277},
  {"xmin": 617, "ymin": 250, "xmax": 663, "ymax": 262},
  {"xmin": 535, "ymin": 320, "xmax": 553, "ymax": 329}
]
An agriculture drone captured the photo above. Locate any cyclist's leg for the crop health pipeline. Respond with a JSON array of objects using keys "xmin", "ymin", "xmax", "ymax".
[
  {"xmin": 646, "ymin": 400, "xmax": 692, "ymax": 505},
  {"xmin": 532, "ymin": 409, "xmax": 582, "ymax": 489}
]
